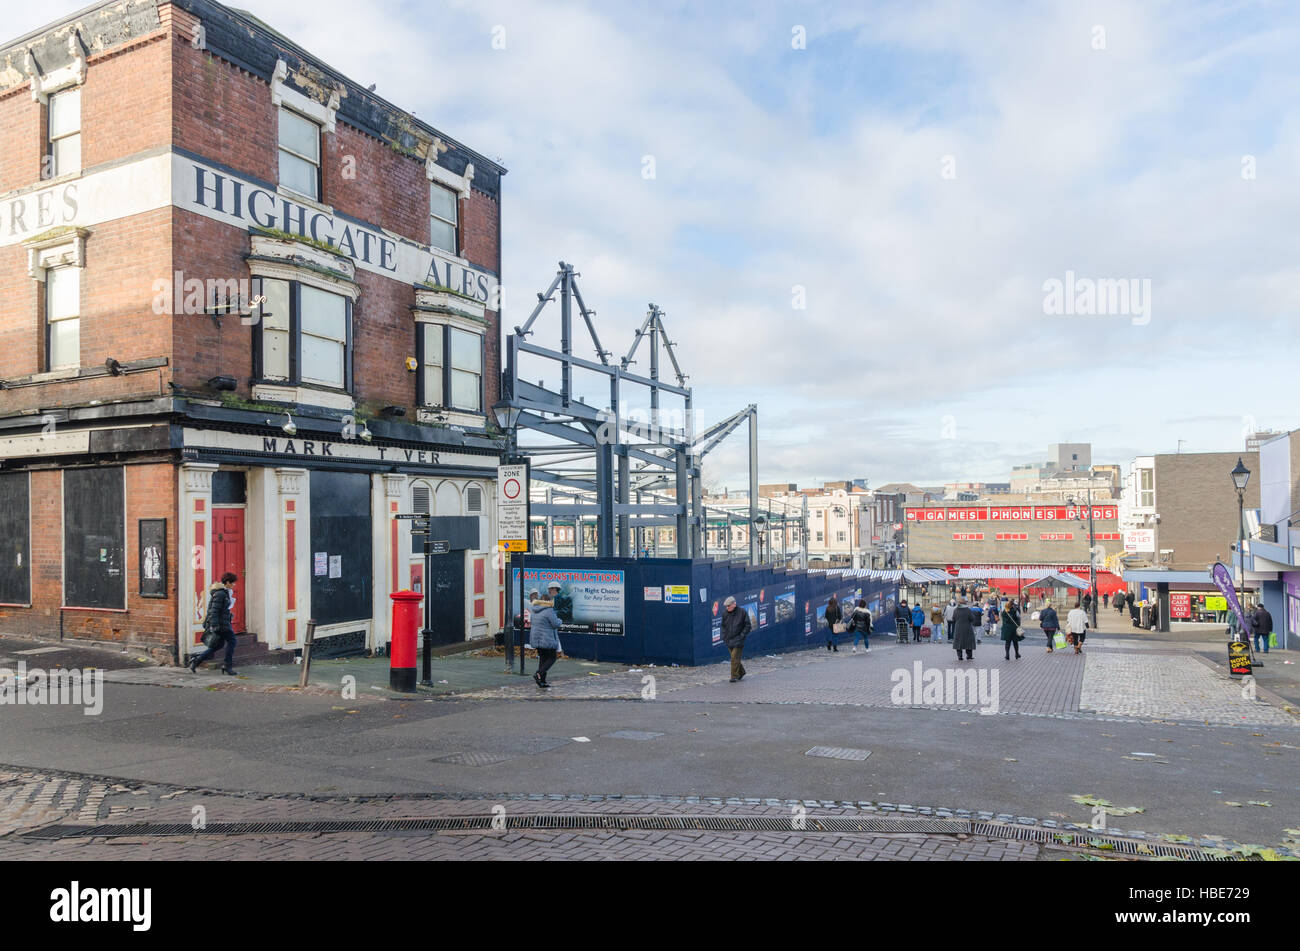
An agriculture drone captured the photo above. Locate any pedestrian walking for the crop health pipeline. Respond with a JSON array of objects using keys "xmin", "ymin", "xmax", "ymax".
[
  {"xmin": 721, "ymin": 595, "xmax": 751, "ymax": 682},
  {"xmin": 983, "ymin": 600, "xmax": 997, "ymax": 638},
  {"xmin": 529, "ymin": 583, "xmax": 563, "ymax": 689},
  {"xmin": 1103, "ymin": 592, "xmax": 1110, "ymax": 609},
  {"xmin": 930, "ymin": 603, "xmax": 943, "ymax": 641},
  {"xmin": 1252, "ymin": 601, "xmax": 1274, "ymax": 654},
  {"xmin": 848, "ymin": 598, "xmax": 872, "ymax": 652},
  {"xmin": 952, "ymin": 597, "xmax": 976, "ymax": 660},
  {"xmin": 824, "ymin": 594, "xmax": 842, "ymax": 652},
  {"xmin": 895, "ymin": 600, "xmax": 911, "ymax": 642},
  {"xmin": 1114, "ymin": 591, "xmax": 1125, "ymax": 614},
  {"xmin": 911, "ymin": 602, "xmax": 925, "ymax": 642},
  {"xmin": 1066, "ymin": 601, "xmax": 1089, "ymax": 654},
  {"xmin": 943, "ymin": 597, "xmax": 957, "ymax": 643},
  {"xmin": 1083, "ymin": 590, "xmax": 1093, "ymax": 615},
  {"xmin": 1000, "ymin": 599, "xmax": 1023, "ymax": 660},
  {"xmin": 189, "ymin": 572, "xmax": 238, "ymax": 674},
  {"xmin": 1040, "ymin": 602, "xmax": 1060, "ymax": 652}
]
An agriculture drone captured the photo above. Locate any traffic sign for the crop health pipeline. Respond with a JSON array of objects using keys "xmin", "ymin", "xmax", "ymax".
[{"xmin": 498, "ymin": 462, "xmax": 530, "ymax": 552}]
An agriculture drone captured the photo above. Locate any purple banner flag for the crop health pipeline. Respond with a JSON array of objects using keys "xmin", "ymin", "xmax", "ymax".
[{"xmin": 1210, "ymin": 562, "xmax": 1252, "ymax": 635}]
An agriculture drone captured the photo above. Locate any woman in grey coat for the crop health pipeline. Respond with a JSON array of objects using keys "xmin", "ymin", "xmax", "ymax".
[
  {"xmin": 529, "ymin": 582, "xmax": 564, "ymax": 689},
  {"xmin": 951, "ymin": 597, "xmax": 977, "ymax": 660}
]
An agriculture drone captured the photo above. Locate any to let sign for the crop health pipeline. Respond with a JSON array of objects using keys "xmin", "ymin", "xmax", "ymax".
[{"xmin": 497, "ymin": 463, "xmax": 529, "ymax": 552}]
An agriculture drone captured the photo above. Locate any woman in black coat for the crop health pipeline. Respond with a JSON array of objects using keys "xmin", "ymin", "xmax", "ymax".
[
  {"xmin": 190, "ymin": 572, "xmax": 238, "ymax": 674},
  {"xmin": 824, "ymin": 595, "xmax": 842, "ymax": 652},
  {"xmin": 1000, "ymin": 599, "xmax": 1023, "ymax": 660},
  {"xmin": 951, "ymin": 598, "xmax": 977, "ymax": 660}
]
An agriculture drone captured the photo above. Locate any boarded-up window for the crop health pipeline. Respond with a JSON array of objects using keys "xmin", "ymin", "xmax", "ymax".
[
  {"xmin": 0, "ymin": 472, "xmax": 31, "ymax": 604},
  {"xmin": 64, "ymin": 467, "xmax": 125, "ymax": 609}
]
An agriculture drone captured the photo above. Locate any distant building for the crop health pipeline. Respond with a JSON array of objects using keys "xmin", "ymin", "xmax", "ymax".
[{"xmin": 1246, "ymin": 430, "xmax": 1285, "ymax": 452}]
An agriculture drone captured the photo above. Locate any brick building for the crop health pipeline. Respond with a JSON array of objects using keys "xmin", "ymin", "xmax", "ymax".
[{"xmin": 0, "ymin": 0, "xmax": 507, "ymax": 661}]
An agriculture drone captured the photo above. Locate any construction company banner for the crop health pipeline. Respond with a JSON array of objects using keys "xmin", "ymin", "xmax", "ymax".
[
  {"xmin": 906, "ymin": 506, "xmax": 1118, "ymax": 522},
  {"xmin": 513, "ymin": 567, "xmax": 624, "ymax": 636}
]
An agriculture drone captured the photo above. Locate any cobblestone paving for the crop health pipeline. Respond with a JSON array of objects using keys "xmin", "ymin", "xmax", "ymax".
[
  {"xmin": 0, "ymin": 769, "xmax": 1048, "ymax": 861},
  {"xmin": 1079, "ymin": 652, "xmax": 1298, "ymax": 727}
]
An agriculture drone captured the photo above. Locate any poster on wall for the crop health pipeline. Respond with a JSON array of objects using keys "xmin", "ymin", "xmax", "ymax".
[
  {"xmin": 774, "ymin": 584, "xmax": 797, "ymax": 625},
  {"xmin": 138, "ymin": 519, "xmax": 166, "ymax": 599},
  {"xmin": 513, "ymin": 567, "xmax": 625, "ymax": 636}
]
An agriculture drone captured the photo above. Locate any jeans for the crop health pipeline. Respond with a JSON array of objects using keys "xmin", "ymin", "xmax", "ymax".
[
  {"xmin": 729, "ymin": 645, "xmax": 746, "ymax": 680},
  {"xmin": 1004, "ymin": 639, "xmax": 1020, "ymax": 659},
  {"xmin": 853, "ymin": 628, "xmax": 870, "ymax": 649},
  {"xmin": 1253, "ymin": 633, "xmax": 1270, "ymax": 653},
  {"xmin": 536, "ymin": 648, "xmax": 558, "ymax": 682},
  {"xmin": 946, "ymin": 620, "xmax": 954, "ymax": 641},
  {"xmin": 194, "ymin": 632, "xmax": 235, "ymax": 669}
]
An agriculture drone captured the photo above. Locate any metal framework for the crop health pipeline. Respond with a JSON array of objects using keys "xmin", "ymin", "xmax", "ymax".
[{"xmin": 500, "ymin": 262, "xmax": 765, "ymax": 561}]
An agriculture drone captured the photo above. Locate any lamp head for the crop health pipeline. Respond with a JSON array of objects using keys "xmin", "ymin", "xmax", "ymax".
[{"xmin": 1230, "ymin": 457, "xmax": 1251, "ymax": 491}]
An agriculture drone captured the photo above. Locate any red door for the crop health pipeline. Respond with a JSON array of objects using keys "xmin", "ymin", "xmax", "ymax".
[{"xmin": 212, "ymin": 508, "xmax": 246, "ymax": 633}]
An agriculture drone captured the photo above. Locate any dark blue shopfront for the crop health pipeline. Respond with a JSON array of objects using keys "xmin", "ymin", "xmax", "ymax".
[{"xmin": 516, "ymin": 558, "xmax": 899, "ymax": 666}]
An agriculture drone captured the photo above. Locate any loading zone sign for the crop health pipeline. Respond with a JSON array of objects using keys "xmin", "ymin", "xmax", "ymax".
[{"xmin": 498, "ymin": 463, "xmax": 530, "ymax": 552}]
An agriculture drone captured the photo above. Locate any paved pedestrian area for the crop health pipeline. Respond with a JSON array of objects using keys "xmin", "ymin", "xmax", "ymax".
[
  {"xmin": 454, "ymin": 636, "xmax": 1298, "ymax": 728},
  {"xmin": 1079, "ymin": 651, "xmax": 1298, "ymax": 727}
]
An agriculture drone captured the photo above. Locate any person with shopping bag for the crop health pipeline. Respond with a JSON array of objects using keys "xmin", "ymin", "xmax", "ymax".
[
  {"xmin": 1040, "ymin": 603, "xmax": 1061, "ymax": 653},
  {"xmin": 847, "ymin": 598, "xmax": 872, "ymax": 652},
  {"xmin": 189, "ymin": 572, "xmax": 238, "ymax": 674},
  {"xmin": 824, "ymin": 594, "xmax": 843, "ymax": 652},
  {"xmin": 1066, "ymin": 601, "xmax": 1089, "ymax": 654},
  {"xmin": 911, "ymin": 602, "xmax": 926, "ymax": 642}
]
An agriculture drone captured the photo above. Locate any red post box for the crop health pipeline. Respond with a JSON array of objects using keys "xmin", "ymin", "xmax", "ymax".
[{"xmin": 389, "ymin": 590, "xmax": 422, "ymax": 692}]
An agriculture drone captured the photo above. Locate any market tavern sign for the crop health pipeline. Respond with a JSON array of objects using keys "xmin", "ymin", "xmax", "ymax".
[
  {"xmin": 183, "ymin": 428, "xmax": 491, "ymax": 469},
  {"xmin": 0, "ymin": 152, "xmax": 498, "ymax": 306}
]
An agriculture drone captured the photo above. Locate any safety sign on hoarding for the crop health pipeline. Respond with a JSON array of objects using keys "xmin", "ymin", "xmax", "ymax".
[{"xmin": 497, "ymin": 463, "xmax": 529, "ymax": 552}]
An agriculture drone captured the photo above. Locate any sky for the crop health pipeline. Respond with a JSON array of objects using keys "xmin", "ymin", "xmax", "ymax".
[{"xmin": 6, "ymin": 0, "xmax": 1297, "ymax": 490}]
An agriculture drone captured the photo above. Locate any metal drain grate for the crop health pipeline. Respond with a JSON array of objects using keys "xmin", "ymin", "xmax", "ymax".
[
  {"xmin": 805, "ymin": 746, "xmax": 872, "ymax": 761},
  {"xmin": 966, "ymin": 822, "xmax": 1236, "ymax": 860},
  {"xmin": 432, "ymin": 752, "xmax": 515, "ymax": 766}
]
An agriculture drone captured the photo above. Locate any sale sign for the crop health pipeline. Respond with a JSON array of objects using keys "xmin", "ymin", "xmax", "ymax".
[{"xmin": 1170, "ymin": 593, "xmax": 1192, "ymax": 618}]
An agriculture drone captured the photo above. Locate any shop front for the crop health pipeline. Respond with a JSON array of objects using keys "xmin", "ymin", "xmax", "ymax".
[{"xmin": 178, "ymin": 425, "xmax": 502, "ymax": 659}]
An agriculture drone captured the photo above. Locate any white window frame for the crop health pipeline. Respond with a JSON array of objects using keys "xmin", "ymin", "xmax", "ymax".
[
  {"xmin": 429, "ymin": 182, "xmax": 458, "ymax": 254},
  {"xmin": 45, "ymin": 265, "xmax": 80, "ymax": 371},
  {"xmin": 278, "ymin": 106, "xmax": 322, "ymax": 202},
  {"xmin": 46, "ymin": 87, "xmax": 81, "ymax": 179}
]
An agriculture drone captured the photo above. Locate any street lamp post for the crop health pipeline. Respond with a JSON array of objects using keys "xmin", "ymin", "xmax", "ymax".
[
  {"xmin": 492, "ymin": 399, "xmax": 526, "ymax": 676},
  {"xmin": 1231, "ymin": 456, "xmax": 1251, "ymax": 630},
  {"xmin": 1070, "ymin": 482, "xmax": 1099, "ymax": 629}
]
